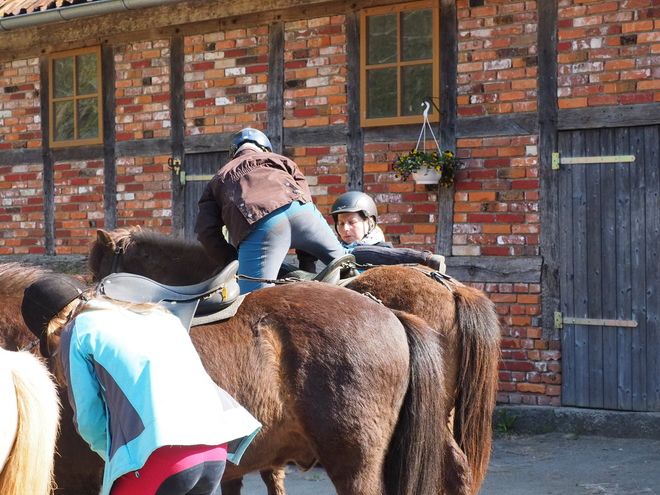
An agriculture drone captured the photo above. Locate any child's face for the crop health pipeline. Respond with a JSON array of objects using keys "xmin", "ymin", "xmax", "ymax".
[{"xmin": 336, "ymin": 212, "xmax": 369, "ymax": 244}]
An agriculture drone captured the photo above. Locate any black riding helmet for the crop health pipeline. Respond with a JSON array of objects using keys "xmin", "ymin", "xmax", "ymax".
[
  {"xmin": 21, "ymin": 274, "xmax": 88, "ymax": 357},
  {"xmin": 330, "ymin": 191, "xmax": 378, "ymax": 235},
  {"xmin": 229, "ymin": 128, "xmax": 273, "ymax": 158}
]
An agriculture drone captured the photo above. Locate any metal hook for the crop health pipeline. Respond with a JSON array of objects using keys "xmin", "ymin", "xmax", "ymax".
[{"xmin": 421, "ymin": 100, "xmax": 431, "ymax": 118}]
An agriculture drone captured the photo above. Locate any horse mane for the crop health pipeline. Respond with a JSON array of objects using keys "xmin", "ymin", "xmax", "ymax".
[
  {"xmin": 0, "ymin": 349, "xmax": 60, "ymax": 495},
  {"xmin": 0, "ymin": 263, "xmax": 51, "ymax": 297}
]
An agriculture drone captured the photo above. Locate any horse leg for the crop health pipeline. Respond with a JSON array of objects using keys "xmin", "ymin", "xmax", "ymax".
[
  {"xmin": 316, "ymin": 443, "xmax": 390, "ymax": 495},
  {"xmin": 443, "ymin": 434, "xmax": 473, "ymax": 495},
  {"xmin": 222, "ymin": 470, "xmax": 286, "ymax": 495},
  {"xmin": 260, "ymin": 468, "xmax": 286, "ymax": 495},
  {"xmin": 220, "ymin": 477, "xmax": 243, "ymax": 495}
]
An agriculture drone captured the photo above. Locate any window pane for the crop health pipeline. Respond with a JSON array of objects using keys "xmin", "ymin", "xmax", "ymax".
[
  {"xmin": 402, "ymin": 9, "xmax": 433, "ymax": 62},
  {"xmin": 77, "ymin": 98, "xmax": 99, "ymax": 139},
  {"xmin": 367, "ymin": 14, "xmax": 397, "ymax": 65},
  {"xmin": 53, "ymin": 57, "xmax": 74, "ymax": 98},
  {"xmin": 367, "ymin": 67, "xmax": 397, "ymax": 119},
  {"xmin": 77, "ymin": 53, "xmax": 98, "ymax": 96},
  {"xmin": 54, "ymin": 100, "xmax": 75, "ymax": 141},
  {"xmin": 401, "ymin": 63, "xmax": 433, "ymax": 116}
]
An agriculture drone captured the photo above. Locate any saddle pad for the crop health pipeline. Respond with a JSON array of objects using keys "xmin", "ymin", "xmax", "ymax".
[{"xmin": 191, "ymin": 295, "xmax": 246, "ymax": 327}]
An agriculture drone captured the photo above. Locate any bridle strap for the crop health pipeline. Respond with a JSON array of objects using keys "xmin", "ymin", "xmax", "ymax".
[{"xmin": 110, "ymin": 244, "xmax": 124, "ymax": 274}]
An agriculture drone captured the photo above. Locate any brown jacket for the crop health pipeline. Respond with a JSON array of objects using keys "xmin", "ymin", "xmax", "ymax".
[{"xmin": 194, "ymin": 148, "xmax": 312, "ymax": 263}]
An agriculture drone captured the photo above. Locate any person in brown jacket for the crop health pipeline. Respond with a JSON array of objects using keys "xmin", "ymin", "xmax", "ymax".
[
  {"xmin": 195, "ymin": 128, "xmax": 445, "ymax": 293},
  {"xmin": 195, "ymin": 128, "xmax": 346, "ymax": 293}
]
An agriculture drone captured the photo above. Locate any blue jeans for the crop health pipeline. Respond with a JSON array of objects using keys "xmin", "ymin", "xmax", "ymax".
[{"xmin": 237, "ymin": 201, "xmax": 345, "ymax": 293}]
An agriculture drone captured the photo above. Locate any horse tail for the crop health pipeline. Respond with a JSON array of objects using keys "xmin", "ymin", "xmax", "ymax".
[
  {"xmin": 0, "ymin": 350, "xmax": 60, "ymax": 495},
  {"xmin": 453, "ymin": 285, "xmax": 501, "ymax": 493},
  {"xmin": 384, "ymin": 311, "xmax": 447, "ymax": 495}
]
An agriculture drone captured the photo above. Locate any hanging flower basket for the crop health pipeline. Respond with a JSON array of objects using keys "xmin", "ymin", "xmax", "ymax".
[
  {"xmin": 412, "ymin": 166, "xmax": 442, "ymax": 185},
  {"xmin": 392, "ymin": 149, "xmax": 460, "ymax": 186},
  {"xmin": 390, "ymin": 101, "xmax": 461, "ymax": 187}
]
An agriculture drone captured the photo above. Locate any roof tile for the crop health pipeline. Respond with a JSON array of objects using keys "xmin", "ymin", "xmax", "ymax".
[{"xmin": 0, "ymin": 0, "xmax": 98, "ymax": 18}]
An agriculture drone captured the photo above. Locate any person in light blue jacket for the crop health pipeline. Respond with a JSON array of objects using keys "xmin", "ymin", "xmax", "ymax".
[{"xmin": 21, "ymin": 274, "xmax": 261, "ymax": 495}]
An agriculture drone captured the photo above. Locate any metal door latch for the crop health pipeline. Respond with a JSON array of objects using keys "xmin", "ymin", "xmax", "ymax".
[
  {"xmin": 554, "ymin": 312, "xmax": 638, "ymax": 329},
  {"xmin": 552, "ymin": 153, "xmax": 635, "ymax": 170}
]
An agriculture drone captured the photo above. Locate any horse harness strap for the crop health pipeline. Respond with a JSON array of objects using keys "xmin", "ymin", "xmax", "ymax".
[
  {"xmin": 410, "ymin": 266, "xmax": 464, "ymax": 292},
  {"xmin": 110, "ymin": 244, "xmax": 124, "ymax": 274}
]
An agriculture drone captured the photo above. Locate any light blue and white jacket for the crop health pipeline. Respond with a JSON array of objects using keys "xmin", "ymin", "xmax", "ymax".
[{"xmin": 59, "ymin": 299, "xmax": 261, "ymax": 495}]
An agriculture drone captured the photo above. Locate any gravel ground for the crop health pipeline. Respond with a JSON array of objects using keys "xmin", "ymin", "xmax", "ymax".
[{"xmin": 240, "ymin": 433, "xmax": 660, "ymax": 494}]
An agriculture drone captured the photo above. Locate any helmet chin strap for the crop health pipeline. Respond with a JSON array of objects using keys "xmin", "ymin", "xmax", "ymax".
[{"xmin": 365, "ymin": 217, "xmax": 375, "ymax": 237}]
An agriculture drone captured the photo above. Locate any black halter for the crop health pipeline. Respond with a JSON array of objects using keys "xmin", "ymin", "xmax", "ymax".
[{"xmin": 110, "ymin": 244, "xmax": 124, "ymax": 274}]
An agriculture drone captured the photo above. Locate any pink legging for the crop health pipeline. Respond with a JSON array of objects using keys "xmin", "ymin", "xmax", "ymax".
[{"xmin": 110, "ymin": 444, "xmax": 227, "ymax": 495}]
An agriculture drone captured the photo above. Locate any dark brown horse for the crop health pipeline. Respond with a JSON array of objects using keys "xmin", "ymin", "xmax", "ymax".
[
  {"xmin": 0, "ymin": 260, "xmax": 468, "ymax": 495},
  {"xmin": 89, "ymin": 227, "xmax": 501, "ymax": 494}
]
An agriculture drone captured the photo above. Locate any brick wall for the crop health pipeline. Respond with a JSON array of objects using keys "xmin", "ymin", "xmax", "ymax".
[
  {"xmin": 455, "ymin": 0, "xmax": 546, "ymax": 405},
  {"xmin": 115, "ymin": 40, "xmax": 172, "ymax": 141},
  {"xmin": 183, "ymin": 26, "xmax": 270, "ymax": 135},
  {"xmin": 0, "ymin": 57, "xmax": 41, "ymax": 151},
  {"xmin": 456, "ymin": 0, "xmax": 539, "ymax": 258},
  {"xmin": 283, "ymin": 16, "xmax": 348, "ymax": 129},
  {"xmin": 484, "ymin": 280, "xmax": 560, "ymax": 406},
  {"xmin": 114, "ymin": 40, "xmax": 173, "ymax": 232},
  {"xmin": 557, "ymin": 0, "xmax": 660, "ymax": 108},
  {"xmin": 0, "ymin": 162, "xmax": 44, "ymax": 254},
  {"xmin": 0, "ymin": 57, "xmax": 43, "ymax": 254},
  {"xmin": 53, "ymin": 160, "xmax": 104, "ymax": 255},
  {"xmin": 116, "ymin": 155, "xmax": 172, "ymax": 230}
]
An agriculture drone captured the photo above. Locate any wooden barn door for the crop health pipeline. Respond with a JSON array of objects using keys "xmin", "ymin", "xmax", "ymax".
[
  {"xmin": 557, "ymin": 125, "xmax": 660, "ymax": 412},
  {"xmin": 181, "ymin": 151, "xmax": 227, "ymax": 241}
]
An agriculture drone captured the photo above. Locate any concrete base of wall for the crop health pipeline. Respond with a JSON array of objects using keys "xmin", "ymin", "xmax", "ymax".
[{"xmin": 495, "ymin": 405, "xmax": 660, "ymax": 440}]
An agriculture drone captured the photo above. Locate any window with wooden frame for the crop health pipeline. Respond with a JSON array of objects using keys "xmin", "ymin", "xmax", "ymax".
[
  {"xmin": 360, "ymin": 1, "xmax": 439, "ymax": 127},
  {"xmin": 49, "ymin": 46, "xmax": 103, "ymax": 148}
]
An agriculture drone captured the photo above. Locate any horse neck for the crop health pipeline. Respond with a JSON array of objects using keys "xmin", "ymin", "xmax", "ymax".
[{"xmin": 126, "ymin": 238, "xmax": 219, "ymax": 285}]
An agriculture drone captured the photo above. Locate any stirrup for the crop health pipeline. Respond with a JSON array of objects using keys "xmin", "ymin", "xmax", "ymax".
[{"xmin": 312, "ymin": 254, "xmax": 357, "ymax": 285}]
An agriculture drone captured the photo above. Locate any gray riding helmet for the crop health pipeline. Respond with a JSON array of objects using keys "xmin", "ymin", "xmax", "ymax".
[
  {"xmin": 330, "ymin": 191, "xmax": 378, "ymax": 234},
  {"xmin": 229, "ymin": 128, "xmax": 273, "ymax": 157}
]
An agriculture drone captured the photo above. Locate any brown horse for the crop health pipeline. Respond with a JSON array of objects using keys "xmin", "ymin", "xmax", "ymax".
[
  {"xmin": 0, "ymin": 260, "xmax": 468, "ymax": 495},
  {"xmin": 89, "ymin": 227, "xmax": 501, "ymax": 494}
]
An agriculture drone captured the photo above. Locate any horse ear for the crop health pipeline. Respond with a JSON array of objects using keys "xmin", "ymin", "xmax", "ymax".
[{"xmin": 96, "ymin": 229, "xmax": 115, "ymax": 249}]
